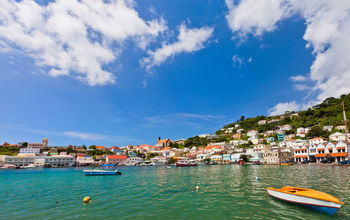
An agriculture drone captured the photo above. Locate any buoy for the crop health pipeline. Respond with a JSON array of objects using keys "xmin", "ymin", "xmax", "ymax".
[
  {"xmin": 83, "ymin": 196, "xmax": 91, "ymax": 203},
  {"xmin": 256, "ymin": 177, "xmax": 260, "ymax": 181},
  {"xmin": 196, "ymin": 186, "xmax": 199, "ymax": 190}
]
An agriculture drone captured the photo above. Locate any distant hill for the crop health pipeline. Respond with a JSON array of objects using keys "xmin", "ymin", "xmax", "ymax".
[
  {"xmin": 183, "ymin": 93, "xmax": 350, "ymax": 148},
  {"xmin": 219, "ymin": 93, "xmax": 350, "ymax": 134}
]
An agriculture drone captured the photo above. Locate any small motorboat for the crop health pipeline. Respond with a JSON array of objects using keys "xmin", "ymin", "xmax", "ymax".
[
  {"xmin": 83, "ymin": 165, "xmax": 121, "ymax": 176},
  {"xmin": 267, "ymin": 186, "xmax": 343, "ymax": 215},
  {"xmin": 176, "ymin": 160, "xmax": 197, "ymax": 167}
]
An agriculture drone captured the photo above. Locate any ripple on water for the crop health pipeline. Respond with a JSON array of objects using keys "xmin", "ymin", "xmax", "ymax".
[{"xmin": 0, "ymin": 165, "xmax": 349, "ymax": 219}]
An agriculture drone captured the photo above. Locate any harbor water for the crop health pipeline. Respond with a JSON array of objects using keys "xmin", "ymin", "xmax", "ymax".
[{"xmin": 1, "ymin": 165, "xmax": 350, "ymax": 219}]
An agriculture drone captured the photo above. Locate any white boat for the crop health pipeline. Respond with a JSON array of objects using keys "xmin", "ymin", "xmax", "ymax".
[
  {"xmin": 83, "ymin": 168, "xmax": 121, "ymax": 176},
  {"xmin": 267, "ymin": 186, "xmax": 343, "ymax": 215}
]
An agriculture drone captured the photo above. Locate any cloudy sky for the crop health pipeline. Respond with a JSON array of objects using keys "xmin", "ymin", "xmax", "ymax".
[{"xmin": 0, "ymin": 0, "xmax": 349, "ymax": 146}]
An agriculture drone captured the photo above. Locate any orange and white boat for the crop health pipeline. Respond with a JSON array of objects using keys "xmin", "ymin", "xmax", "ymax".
[{"xmin": 267, "ymin": 186, "xmax": 343, "ymax": 215}]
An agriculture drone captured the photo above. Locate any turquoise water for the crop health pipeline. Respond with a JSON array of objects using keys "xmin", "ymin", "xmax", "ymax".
[{"xmin": 1, "ymin": 165, "xmax": 350, "ymax": 219}]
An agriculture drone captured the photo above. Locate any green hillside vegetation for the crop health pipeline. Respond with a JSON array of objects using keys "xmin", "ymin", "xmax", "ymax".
[
  {"xmin": 221, "ymin": 93, "xmax": 350, "ymax": 137},
  {"xmin": 183, "ymin": 93, "xmax": 350, "ymax": 148}
]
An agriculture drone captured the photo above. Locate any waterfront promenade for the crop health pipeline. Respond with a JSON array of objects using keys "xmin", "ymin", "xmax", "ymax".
[{"xmin": 1, "ymin": 165, "xmax": 349, "ymax": 219}]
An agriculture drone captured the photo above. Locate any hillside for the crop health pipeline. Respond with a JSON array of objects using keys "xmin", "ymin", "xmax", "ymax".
[{"xmin": 183, "ymin": 93, "xmax": 350, "ymax": 148}]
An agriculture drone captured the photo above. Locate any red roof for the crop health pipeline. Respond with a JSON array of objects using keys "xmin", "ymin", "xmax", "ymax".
[
  {"xmin": 205, "ymin": 145, "xmax": 223, "ymax": 150},
  {"xmin": 107, "ymin": 155, "xmax": 127, "ymax": 159},
  {"xmin": 96, "ymin": 146, "xmax": 106, "ymax": 149},
  {"xmin": 110, "ymin": 146, "xmax": 120, "ymax": 150},
  {"xmin": 160, "ymin": 147, "xmax": 172, "ymax": 151},
  {"xmin": 137, "ymin": 144, "xmax": 154, "ymax": 149}
]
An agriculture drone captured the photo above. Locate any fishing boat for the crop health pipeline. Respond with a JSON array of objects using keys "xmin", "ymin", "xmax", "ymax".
[
  {"xmin": 176, "ymin": 160, "xmax": 197, "ymax": 167},
  {"xmin": 83, "ymin": 164, "xmax": 121, "ymax": 176},
  {"xmin": 280, "ymin": 163, "xmax": 293, "ymax": 166},
  {"xmin": 267, "ymin": 186, "xmax": 343, "ymax": 215}
]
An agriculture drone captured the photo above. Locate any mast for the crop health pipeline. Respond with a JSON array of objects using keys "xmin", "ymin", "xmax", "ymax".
[{"xmin": 342, "ymin": 101, "xmax": 349, "ymax": 140}]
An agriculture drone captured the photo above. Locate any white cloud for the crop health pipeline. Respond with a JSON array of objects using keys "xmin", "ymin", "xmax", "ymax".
[
  {"xmin": 140, "ymin": 24, "xmax": 213, "ymax": 71},
  {"xmin": 290, "ymin": 75, "xmax": 307, "ymax": 82},
  {"xmin": 268, "ymin": 101, "xmax": 301, "ymax": 116},
  {"xmin": 232, "ymin": 55, "xmax": 244, "ymax": 68},
  {"xmin": 226, "ymin": 0, "xmax": 350, "ymax": 110},
  {"xmin": 232, "ymin": 54, "xmax": 252, "ymax": 68},
  {"xmin": 0, "ymin": 0, "xmax": 166, "ymax": 86},
  {"xmin": 225, "ymin": 0, "xmax": 291, "ymax": 38}
]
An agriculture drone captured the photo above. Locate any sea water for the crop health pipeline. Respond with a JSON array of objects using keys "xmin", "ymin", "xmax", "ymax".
[{"xmin": 1, "ymin": 165, "xmax": 349, "ymax": 219}]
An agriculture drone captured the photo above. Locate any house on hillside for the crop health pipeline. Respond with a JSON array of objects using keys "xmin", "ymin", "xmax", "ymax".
[
  {"xmin": 233, "ymin": 133, "xmax": 242, "ymax": 139},
  {"xmin": 110, "ymin": 146, "xmax": 124, "ymax": 155},
  {"xmin": 155, "ymin": 137, "xmax": 173, "ymax": 148},
  {"xmin": 106, "ymin": 155, "xmax": 127, "ymax": 165},
  {"xmin": 329, "ymin": 132, "xmax": 350, "ymax": 141},
  {"xmin": 279, "ymin": 124, "xmax": 292, "ymax": 131},
  {"xmin": 258, "ymin": 120, "xmax": 267, "ymax": 125},
  {"xmin": 323, "ymin": 126, "xmax": 333, "ymax": 132},
  {"xmin": 95, "ymin": 146, "xmax": 107, "ymax": 151},
  {"xmin": 247, "ymin": 130, "xmax": 258, "ymax": 137}
]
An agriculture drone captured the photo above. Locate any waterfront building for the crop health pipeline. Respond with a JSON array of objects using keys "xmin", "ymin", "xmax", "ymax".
[
  {"xmin": 222, "ymin": 154, "xmax": 231, "ymax": 163},
  {"xmin": 263, "ymin": 151, "xmax": 293, "ymax": 164},
  {"xmin": 19, "ymin": 148, "xmax": 40, "ymax": 155},
  {"xmin": 210, "ymin": 155, "xmax": 223, "ymax": 162},
  {"xmin": 294, "ymin": 142, "xmax": 349, "ymax": 163},
  {"xmin": 196, "ymin": 154, "xmax": 209, "ymax": 160},
  {"xmin": 314, "ymin": 142, "xmax": 348, "ymax": 163},
  {"xmin": 127, "ymin": 156, "xmax": 143, "ymax": 165},
  {"xmin": 76, "ymin": 155, "xmax": 95, "ymax": 165},
  {"xmin": 106, "ymin": 155, "xmax": 127, "ymax": 165},
  {"xmin": 0, "ymin": 155, "xmax": 75, "ymax": 167},
  {"xmin": 294, "ymin": 145, "xmax": 309, "ymax": 163}
]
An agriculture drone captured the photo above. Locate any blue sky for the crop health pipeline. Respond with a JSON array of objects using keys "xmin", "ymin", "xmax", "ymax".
[{"xmin": 0, "ymin": 0, "xmax": 349, "ymax": 147}]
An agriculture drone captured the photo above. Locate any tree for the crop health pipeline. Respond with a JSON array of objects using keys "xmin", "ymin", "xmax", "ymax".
[
  {"xmin": 240, "ymin": 115, "xmax": 245, "ymax": 122},
  {"xmin": 89, "ymin": 145, "xmax": 96, "ymax": 150},
  {"xmin": 239, "ymin": 154, "xmax": 251, "ymax": 163},
  {"xmin": 204, "ymin": 158, "xmax": 211, "ymax": 164},
  {"xmin": 82, "ymin": 145, "xmax": 87, "ymax": 150},
  {"xmin": 19, "ymin": 142, "xmax": 28, "ymax": 147},
  {"xmin": 306, "ymin": 126, "xmax": 330, "ymax": 138}
]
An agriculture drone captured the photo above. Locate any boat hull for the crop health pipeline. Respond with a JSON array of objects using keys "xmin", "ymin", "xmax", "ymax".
[
  {"xmin": 175, "ymin": 163, "xmax": 197, "ymax": 167},
  {"xmin": 267, "ymin": 189, "xmax": 342, "ymax": 215},
  {"xmin": 83, "ymin": 170, "xmax": 121, "ymax": 176}
]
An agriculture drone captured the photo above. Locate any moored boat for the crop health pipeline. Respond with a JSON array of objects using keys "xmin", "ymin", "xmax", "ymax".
[
  {"xmin": 83, "ymin": 169, "xmax": 121, "ymax": 176},
  {"xmin": 267, "ymin": 186, "xmax": 343, "ymax": 215},
  {"xmin": 176, "ymin": 160, "xmax": 197, "ymax": 167},
  {"xmin": 280, "ymin": 163, "xmax": 293, "ymax": 166}
]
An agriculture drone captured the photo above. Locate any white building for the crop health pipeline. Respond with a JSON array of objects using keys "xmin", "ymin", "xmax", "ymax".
[
  {"xmin": 0, "ymin": 155, "xmax": 75, "ymax": 167},
  {"xmin": 19, "ymin": 148, "xmax": 40, "ymax": 155},
  {"xmin": 258, "ymin": 120, "xmax": 267, "ymax": 125},
  {"xmin": 329, "ymin": 132, "xmax": 350, "ymax": 141},
  {"xmin": 247, "ymin": 130, "xmax": 259, "ymax": 137},
  {"xmin": 323, "ymin": 126, "xmax": 334, "ymax": 132},
  {"xmin": 76, "ymin": 155, "xmax": 95, "ymax": 165},
  {"xmin": 280, "ymin": 124, "xmax": 292, "ymax": 131},
  {"xmin": 308, "ymin": 137, "xmax": 325, "ymax": 145}
]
